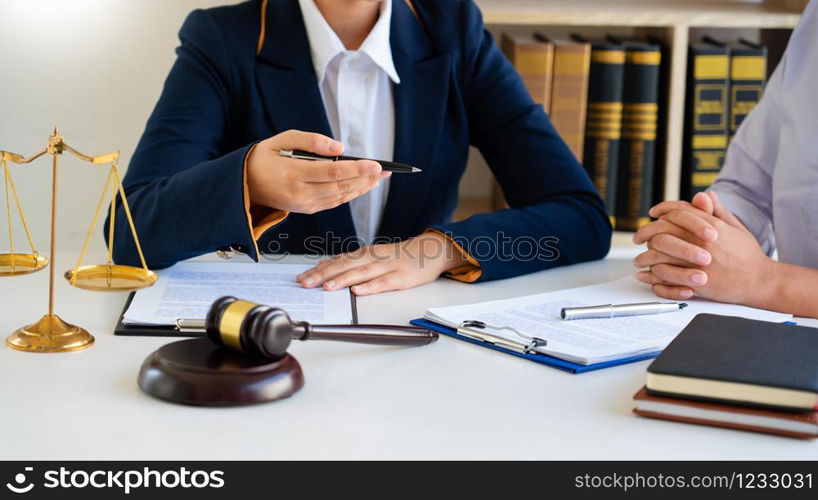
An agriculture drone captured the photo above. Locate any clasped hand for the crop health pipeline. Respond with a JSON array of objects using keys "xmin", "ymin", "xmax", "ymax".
[{"xmin": 632, "ymin": 191, "xmax": 777, "ymax": 308}]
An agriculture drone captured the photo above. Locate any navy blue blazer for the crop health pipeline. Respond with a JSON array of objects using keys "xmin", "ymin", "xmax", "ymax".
[{"xmin": 110, "ymin": 0, "xmax": 611, "ymax": 282}]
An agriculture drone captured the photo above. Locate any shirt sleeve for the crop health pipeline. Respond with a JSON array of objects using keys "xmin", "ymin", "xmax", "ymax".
[
  {"xmin": 710, "ymin": 60, "xmax": 782, "ymax": 255},
  {"xmin": 710, "ymin": 1, "xmax": 818, "ymax": 256}
]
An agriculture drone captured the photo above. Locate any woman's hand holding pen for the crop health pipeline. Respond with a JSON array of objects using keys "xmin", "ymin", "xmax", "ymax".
[
  {"xmin": 246, "ymin": 130, "xmax": 390, "ymax": 214},
  {"xmin": 632, "ymin": 191, "xmax": 777, "ymax": 307}
]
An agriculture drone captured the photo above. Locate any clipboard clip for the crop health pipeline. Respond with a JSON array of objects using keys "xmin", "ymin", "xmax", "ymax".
[
  {"xmin": 176, "ymin": 318, "xmax": 206, "ymax": 333},
  {"xmin": 457, "ymin": 320, "xmax": 547, "ymax": 355}
]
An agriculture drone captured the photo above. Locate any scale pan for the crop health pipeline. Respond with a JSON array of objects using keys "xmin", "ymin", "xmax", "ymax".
[
  {"xmin": 0, "ymin": 253, "xmax": 48, "ymax": 276},
  {"xmin": 65, "ymin": 264, "xmax": 157, "ymax": 291}
]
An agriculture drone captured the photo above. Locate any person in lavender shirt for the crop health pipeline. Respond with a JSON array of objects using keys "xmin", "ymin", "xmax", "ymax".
[{"xmin": 632, "ymin": 1, "xmax": 818, "ymax": 318}]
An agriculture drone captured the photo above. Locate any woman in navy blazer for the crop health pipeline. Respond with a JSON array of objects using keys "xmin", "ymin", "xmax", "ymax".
[{"xmin": 110, "ymin": 0, "xmax": 611, "ymax": 295}]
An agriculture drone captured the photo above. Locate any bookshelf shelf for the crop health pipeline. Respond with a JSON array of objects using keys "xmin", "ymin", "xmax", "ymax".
[
  {"xmin": 476, "ymin": 0, "xmax": 801, "ymax": 28},
  {"xmin": 457, "ymin": 1, "xmax": 806, "ymax": 225}
]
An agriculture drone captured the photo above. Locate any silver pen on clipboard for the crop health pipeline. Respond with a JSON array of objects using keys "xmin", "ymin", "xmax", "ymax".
[{"xmin": 560, "ymin": 302, "xmax": 687, "ymax": 321}]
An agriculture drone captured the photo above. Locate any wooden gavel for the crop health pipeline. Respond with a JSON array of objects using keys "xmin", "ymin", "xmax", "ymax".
[{"xmin": 205, "ymin": 296, "xmax": 438, "ymax": 360}]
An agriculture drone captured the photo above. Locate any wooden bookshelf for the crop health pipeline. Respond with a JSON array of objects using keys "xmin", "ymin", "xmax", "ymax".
[{"xmin": 458, "ymin": 0, "xmax": 805, "ymax": 218}]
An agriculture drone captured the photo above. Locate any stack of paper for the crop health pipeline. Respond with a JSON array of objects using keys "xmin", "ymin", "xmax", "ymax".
[
  {"xmin": 425, "ymin": 277, "xmax": 791, "ymax": 365},
  {"xmin": 123, "ymin": 262, "xmax": 353, "ymax": 326}
]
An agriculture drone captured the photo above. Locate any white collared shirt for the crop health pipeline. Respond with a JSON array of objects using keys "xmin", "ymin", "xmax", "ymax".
[{"xmin": 299, "ymin": 0, "xmax": 399, "ymax": 245}]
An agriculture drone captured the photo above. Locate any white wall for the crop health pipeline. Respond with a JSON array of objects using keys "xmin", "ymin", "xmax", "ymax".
[{"xmin": 0, "ymin": 0, "xmax": 230, "ymax": 253}]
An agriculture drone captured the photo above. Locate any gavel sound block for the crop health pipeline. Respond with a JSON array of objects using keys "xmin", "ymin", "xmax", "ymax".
[
  {"xmin": 138, "ymin": 338, "xmax": 305, "ymax": 406},
  {"xmin": 138, "ymin": 297, "xmax": 438, "ymax": 406}
]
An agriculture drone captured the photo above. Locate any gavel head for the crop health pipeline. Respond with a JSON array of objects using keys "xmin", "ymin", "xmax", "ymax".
[{"xmin": 205, "ymin": 296, "xmax": 294, "ymax": 360}]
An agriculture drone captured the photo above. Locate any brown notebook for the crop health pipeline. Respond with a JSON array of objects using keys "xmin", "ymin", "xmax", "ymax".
[
  {"xmin": 539, "ymin": 36, "xmax": 591, "ymax": 163},
  {"xmin": 633, "ymin": 387, "xmax": 818, "ymax": 440}
]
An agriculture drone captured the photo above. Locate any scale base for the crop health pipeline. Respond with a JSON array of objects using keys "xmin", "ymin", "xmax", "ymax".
[{"xmin": 6, "ymin": 314, "xmax": 95, "ymax": 353}]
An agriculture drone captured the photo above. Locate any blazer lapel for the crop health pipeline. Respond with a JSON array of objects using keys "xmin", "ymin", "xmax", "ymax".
[
  {"xmin": 255, "ymin": 0, "xmax": 357, "ymax": 250},
  {"xmin": 378, "ymin": 1, "xmax": 451, "ymax": 239}
]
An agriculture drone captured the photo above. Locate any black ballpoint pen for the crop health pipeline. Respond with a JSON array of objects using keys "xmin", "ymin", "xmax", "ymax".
[{"xmin": 279, "ymin": 149, "xmax": 421, "ymax": 173}]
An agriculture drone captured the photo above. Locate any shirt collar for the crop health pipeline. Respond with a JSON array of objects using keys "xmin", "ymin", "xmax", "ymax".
[{"xmin": 298, "ymin": 0, "xmax": 400, "ymax": 84}]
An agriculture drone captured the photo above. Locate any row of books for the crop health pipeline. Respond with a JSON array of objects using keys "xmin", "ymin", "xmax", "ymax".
[
  {"xmin": 501, "ymin": 33, "xmax": 663, "ymax": 231},
  {"xmin": 682, "ymin": 37, "xmax": 767, "ymax": 199},
  {"xmin": 500, "ymin": 33, "xmax": 767, "ymax": 231}
]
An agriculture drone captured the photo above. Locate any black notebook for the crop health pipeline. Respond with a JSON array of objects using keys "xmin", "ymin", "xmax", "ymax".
[{"xmin": 646, "ymin": 314, "xmax": 818, "ymax": 411}]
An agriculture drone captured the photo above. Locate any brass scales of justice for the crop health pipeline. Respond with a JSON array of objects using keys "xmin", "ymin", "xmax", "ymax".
[{"xmin": 0, "ymin": 127, "xmax": 157, "ymax": 353}]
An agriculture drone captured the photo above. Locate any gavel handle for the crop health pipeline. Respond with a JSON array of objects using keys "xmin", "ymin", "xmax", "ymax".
[{"xmin": 297, "ymin": 323, "xmax": 438, "ymax": 347}]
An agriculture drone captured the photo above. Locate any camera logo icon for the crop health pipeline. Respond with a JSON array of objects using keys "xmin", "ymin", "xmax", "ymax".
[{"xmin": 6, "ymin": 467, "xmax": 34, "ymax": 494}]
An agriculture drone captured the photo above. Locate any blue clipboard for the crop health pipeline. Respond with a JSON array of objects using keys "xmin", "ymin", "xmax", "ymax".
[{"xmin": 410, "ymin": 318, "xmax": 659, "ymax": 374}]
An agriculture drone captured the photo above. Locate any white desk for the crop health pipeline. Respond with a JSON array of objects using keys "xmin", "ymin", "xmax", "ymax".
[{"xmin": 1, "ymin": 249, "xmax": 815, "ymax": 460}]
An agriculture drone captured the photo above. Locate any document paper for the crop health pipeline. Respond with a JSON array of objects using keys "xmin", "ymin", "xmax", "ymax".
[
  {"xmin": 425, "ymin": 277, "xmax": 791, "ymax": 365},
  {"xmin": 123, "ymin": 262, "xmax": 353, "ymax": 325}
]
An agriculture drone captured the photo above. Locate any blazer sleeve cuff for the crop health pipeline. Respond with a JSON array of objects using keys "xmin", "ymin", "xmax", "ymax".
[
  {"xmin": 425, "ymin": 228, "xmax": 482, "ymax": 283},
  {"xmin": 242, "ymin": 144, "xmax": 289, "ymax": 246}
]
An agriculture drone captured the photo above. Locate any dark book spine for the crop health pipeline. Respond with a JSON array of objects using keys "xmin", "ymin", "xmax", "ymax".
[
  {"xmin": 583, "ymin": 44, "xmax": 625, "ymax": 222},
  {"xmin": 616, "ymin": 45, "xmax": 661, "ymax": 231},
  {"xmin": 682, "ymin": 45, "xmax": 730, "ymax": 199},
  {"xmin": 729, "ymin": 44, "xmax": 767, "ymax": 139}
]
